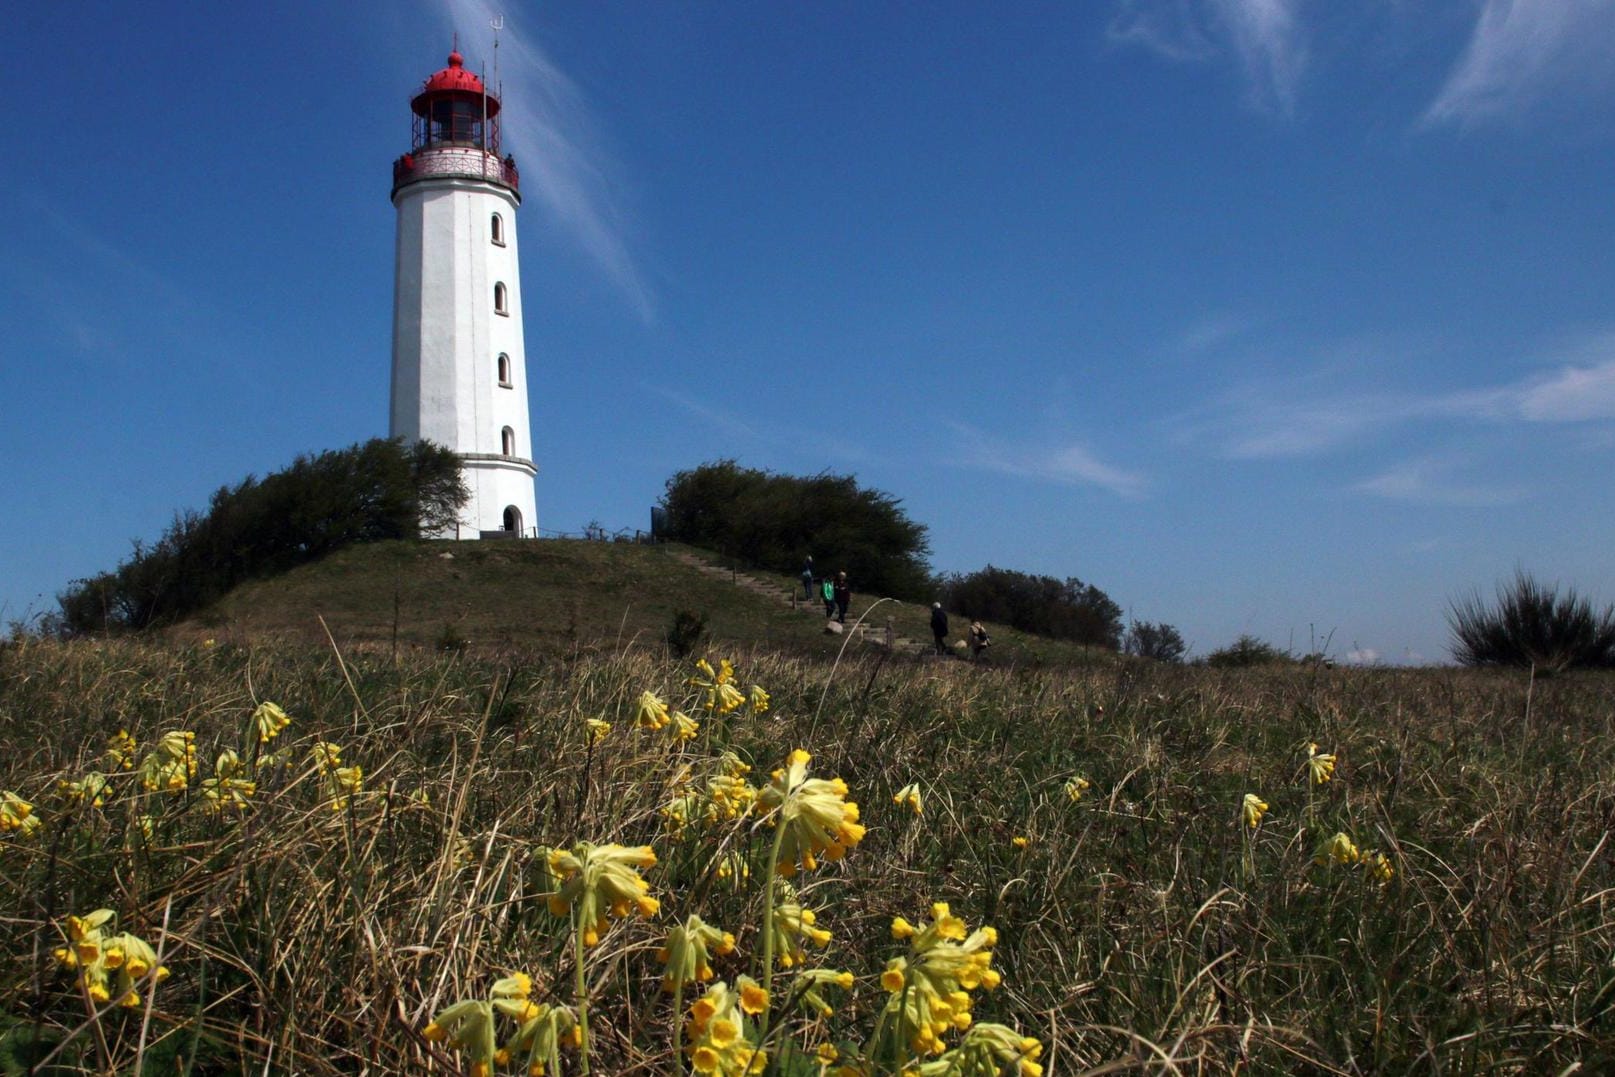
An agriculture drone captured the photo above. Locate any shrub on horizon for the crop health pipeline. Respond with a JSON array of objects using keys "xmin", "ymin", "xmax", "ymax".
[{"xmin": 1448, "ymin": 571, "xmax": 1615, "ymax": 673}]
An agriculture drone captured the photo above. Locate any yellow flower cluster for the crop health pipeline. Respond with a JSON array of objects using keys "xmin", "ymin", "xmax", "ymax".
[
  {"xmin": 424, "ymin": 973, "xmax": 580, "ymax": 1077},
  {"xmin": 770, "ymin": 879, "xmax": 832, "ymax": 968},
  {"xmin": 1313, "ymin": 832, "xmax": 1393, "ymax": 883},
  {"xmin": 684, "ymin": 979, "xmax": 769, "ymax": 1076},
  {"xmin": 658, "ymin": 914, "xmax": 737, "ymax": 991},
  {"xmin": 545, "ymin": 842, "xmax": 659, "ymax": 947},
  {"xmin": 1064, "ymin": 775, "xmax": 1091, "ymax": 803},
  {"xmin": 104, "ymin": 730, "xmax": 137, "ymax": 771},
  {"xmin": 747, "ymin": 685, "xmax": 770, "ymax": 714},
  {"xmin": 253, "ymin": 701, "xmax": 292, "ymax": 744},
  {"xmin": 880, "ymin": 903, "xmax": 1001, "ymax": 1056},
  {"xmin": 792, "ymin": 967, "xmax": 855, "ymax": 1018},
  {"xmin": 757, "ymin": 749, "xmax": 866, "ymax": 874},
  {"xmin": 58, "ymin": 772, "xmax": 110, "ymax": 810},
  {"xmin": 0, "ymin": 792, "xmax": 41, "ymax": 838},
  {"xmin": 53, "ymin": 909, "xmax": 169, "ymax": 1009},
  {"xmin": 1306, "ymin": 743, "xmax": 1337, "ymax": 785},
  {"xmin": 1242, "ymin": 793, "xmax": 1269, "ymax": 829},
  {"xmin": 688, "ymin": 658, "xmax": 747, "ymax": 715},
  {"xmin": 584, "ymin": 718, "xmax": 611, "ymax": 746},
  {"xmin": 312, "ymin": 742, "xmax": 362, "ymax": 811},
  {"xmin": 200, "ymin": 749, "xmax": 256, "ymax": 814},
  {"xmin": 662, "ymin": 754, "xmax": 759, "ymax": 834},
  {"xmin": 635, "ymin": 691, "xmax": 672, "ymax": 731},
  {"xmin": 137, "ymin": 731, "xmax": 197, "ymax": 792},
  {"xmin": 911, "ymin": 1022, "xmax": 1045, "ymax": 1077},
  {"xmin": 893, "ymin": 782, "xmax": 923, "ymax": 816}
]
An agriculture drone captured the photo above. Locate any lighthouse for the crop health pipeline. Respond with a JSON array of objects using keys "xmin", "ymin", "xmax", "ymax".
[{"xmin": 390, "ymin": 48, "xmax": 537, "ymax": 538}]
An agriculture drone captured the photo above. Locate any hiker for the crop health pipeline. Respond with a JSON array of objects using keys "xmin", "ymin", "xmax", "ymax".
[
  {"xmin": 833, "ymin": 571, "xmax": 850, "ymax": 624},
  {"xmin": 801, "ymin": 556, "xmax": 815, "ymax": 600},
  {"xmin": 930, "ymin": 602, "xmax": 950, "ymax": 655},
  {"xmin": 821, "ymin": 577, "xmax": 837, "ymax": 619},
  {"xmin": 968, "ymin": 621, "xmax": 992, "ymax": 661}
]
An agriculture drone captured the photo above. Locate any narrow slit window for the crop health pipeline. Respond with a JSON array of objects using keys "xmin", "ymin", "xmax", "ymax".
[
  {"xmin": 494, "ymin": 282, "xmax": 508, "ymax": 315},
  {"xmin": 497, "ymin": 353, "xmax": 512, "ymax": 387},
  {"xmin": 501, "ymin": 426, "xmax": 515, "ymax": 455},
  {"xmin": 491, "ymin": 213, "xmax": 505, "ymax": 246}
]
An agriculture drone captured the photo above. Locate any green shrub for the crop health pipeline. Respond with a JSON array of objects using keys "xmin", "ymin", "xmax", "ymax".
[
  {"xmin": 1448, "ymin": 571, "xmax": 1615, "ymax": 672},
  {"xmin": 1204, "ymin": 634, "xmax": 1289, "ymax": 667},
  {"xmin": 665, "ymin": 608, "xmax": 708, "ymax": 658}
]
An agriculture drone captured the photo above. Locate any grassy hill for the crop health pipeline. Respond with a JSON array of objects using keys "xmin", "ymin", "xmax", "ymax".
[{"xmin": 172, "ymin": 538, "xmax": 1121, "ymax": 667}]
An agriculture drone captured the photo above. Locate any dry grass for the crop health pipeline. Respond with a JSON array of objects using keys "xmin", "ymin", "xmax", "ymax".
[{"xmin": 0, "ymin": 636, "xmax": 1610, "ymax": 1074}]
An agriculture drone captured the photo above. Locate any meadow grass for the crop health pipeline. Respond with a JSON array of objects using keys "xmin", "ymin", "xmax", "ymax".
[{"xmin": 0, "ymin": 636, "xmax": 1610, "ymax": 1074}]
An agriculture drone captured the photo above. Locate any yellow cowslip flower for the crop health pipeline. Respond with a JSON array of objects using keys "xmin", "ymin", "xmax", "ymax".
[
  {"xmin": 893, "ymin": 783, "xmax": 923, "ymax": 816},
  {"xmin": 1064, "ymin": 776, "xmax": 1091, "ymax": 803},
  {"xmin": 200, "ymin": 763, "xmax": 256, "ymax": 815},
  {"xmin": 421, "ymin": 999, "xmax": 497, "ymax": 1075},
  {"xmin": 748, "ymin": 685, "xmax": 770, "ymax": 714},
  {"xmin": 684, "ymin": 981, "xmax": 767, "ymax": 1075},
  {"xmin": 545, "ymin": 842, "xmax": 659, "ymax": 947},
  {"xmin": 792, "ymin": 967, "xmax": 855, "ymax": 1018},
  {"xmin": 0, "ymin": 792, "xmax": 42, "ymax": 839},
  {"xmin": 328, "ymin": 766, "xmax": 363, "ymax": 811},
  {"xmin": 635, "ymin": 690, "xmax": 671, "ymax": 731},
  {"xmin": 104, "ymin": 730, "xmax": 137, "ymax": 771},
  {"xmin": 1364, "ymin": 850, "xmax": 1394, "ymax": 885},
  {"xmin": 880, "ymin": 902, "xmax": 1000, "ymax": 1056},
  {"xmin": 945, "ymin": 1023, "xmax": 1045, "ymax": 1077},
  {"xmin": 769, "ymin": 879, "xmax": 832, "ymax": 968},
  {"xmin": 689, "ymin": 658, "xmax": 747, "ymax": 714},
  {"xmin": 1306, "ymin": 744, "xmax": 1337, "ymax": 785},
  {"xmin": 253, "ymin": 701, "xmax": 292, "ymax": 744},
  {"xmin": 502, "ymin": 1000, "xmax": 579, "ymax": 1077},
  {"xmin": 137, "ymin": 731, "xmax": 197, "ymax": 792},
  {"xmin": 667, "ymin": 710, "xmax": 701, "ymax": 743},
  {"xmin": 584, "ymin": 718, "xmax": 611, "ymax": 746},
  {"xmin": 311, "ymin": 742, "xmax": 343, "ymax": 770},
  {"xmin": 714, "ymin": 851, "xmax": 750, "ymax": 891},
  {"xmin": 816, "ymin": 1043, "xmax": 840, "ymax": 1063},
  {"xmin": 1011, "ymin": 836, "xmax": 1029, "ymax": 850},
  {"xmin": 756, "ymin": 749, "xmax": 866, "ymax": 874},
  {"xmin": 55, "ymin": 911, "xmax": 168, "ymax": 1009},
  {"xmin": 1315, "ymin": 831, "xmax": 1361, "ymax": 867},
  {"xmin": 59, "ymin": 773, "xmax": 110, "ymax": 809},
  {"xmin": 1242, "ymin": 793, "xmax": 1269, "ymax": 830},
  {"xmin": 658, "ymin": 914, "xmax": 737, "ymax": 991}
]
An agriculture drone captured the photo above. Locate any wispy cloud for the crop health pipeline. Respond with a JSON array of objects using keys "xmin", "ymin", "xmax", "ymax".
[
  {"xmin": 1175, "ymin": 329, "xmax": 1615, "ymax": 458},
  {"xmin": 435, "ymin": 0, "xmax": 652, "ymax": 318},
  {"xmin": 642, "ymin": 384, "xmax": 763, "ymax": 443},
  {"xmin": 1424, "ymin": 0, "xmax": 1615, "ymax": 127},
  {"xmin": 949, "ymin": 423, "xmax": 1147, "ymax": 498},
  {"xmin": 1352, "ymin": 455, "xmax": 1526, "ymax": 507},
  {"xmin": 1108, "ymin": 0, "xmax": 1308, "ymax": 115}
]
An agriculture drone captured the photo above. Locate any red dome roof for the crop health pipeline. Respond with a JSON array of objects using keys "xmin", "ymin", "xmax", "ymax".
[{"xmin": 411, "ymin": 50, "xmax": 500, "ymax": 118}]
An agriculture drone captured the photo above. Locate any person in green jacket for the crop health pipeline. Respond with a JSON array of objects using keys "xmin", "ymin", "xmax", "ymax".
[{"xmin": 821, "ymin": 577, "xmax": 836, "ymax": 619}]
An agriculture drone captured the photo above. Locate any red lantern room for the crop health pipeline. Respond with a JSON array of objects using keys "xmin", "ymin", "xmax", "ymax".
[{"xmin": 393, "ymin": 48, "xmax": 520, "ymax": 197}]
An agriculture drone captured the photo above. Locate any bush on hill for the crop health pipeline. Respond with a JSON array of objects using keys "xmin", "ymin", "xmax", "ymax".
[
  {"xmin": 57, "ymin": 438, "xmax": 466, "ymax": 633},
  {"xmin": 658, "ymin": 460, "xmax": 933, "ymax": 601},
  {"xmin": 937, "ymin": 565, "xmax": 1123, "ymax": 649},
  {"xmin": 1125, "ymin": 620, "xmax": 1187, "ymax": 663},
  {"xmin": 1448, "ymin": 571, "xmax": 1615, "ymax": 672},
  {"xmin": 1203, "ymin": 634, "xmax": 1290, "ymax": 667}
]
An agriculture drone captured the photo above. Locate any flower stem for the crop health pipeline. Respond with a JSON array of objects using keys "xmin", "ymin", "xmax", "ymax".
[
  {"xmin": 756, "ymin": 819, "xmax": 790, "ymax": 1047},
  {"xmin": 574, "ymin": 909, "xmax": 591, "ymax": 1076}
]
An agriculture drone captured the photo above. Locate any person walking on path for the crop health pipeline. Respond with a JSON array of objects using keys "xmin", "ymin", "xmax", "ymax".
[
  {"xmin": 801, "ymin": 556, "xmax": 815, "ymax": 600},
  {"xmin": 821, "ymin": 577, "xmax": 837, "ymax": 619},
  {"xmin": 930, "ymin": 602, "xmax": 950, "ymax": 655},
  {"xmin": 833, "ymin": 571, "xmax": 851, "ymax": 624},
  {"xmin": 968, "ymin": 620, "xmax": 992, "ymax": 661}
]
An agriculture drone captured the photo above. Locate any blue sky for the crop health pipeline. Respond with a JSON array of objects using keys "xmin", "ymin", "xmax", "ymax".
[{"xmin": 4, "ymin": 1, "xmax": 1614, "ymax": 663}]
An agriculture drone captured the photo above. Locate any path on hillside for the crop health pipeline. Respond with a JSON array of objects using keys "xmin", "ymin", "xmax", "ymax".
[{"xmin": 667, "ymin": 550, "xmax": 931, "ymax": 657}]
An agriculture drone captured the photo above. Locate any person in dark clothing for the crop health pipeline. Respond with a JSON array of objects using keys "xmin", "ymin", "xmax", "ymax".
[
  {"xmin": 833, "ymin": 571, "xmax": 850, "ymax": 624},
  {"xmin": 930, "ymin": 602, "xmax": 950, "ymax": 655},
  {"xmin": 801, "ymin": 556, "xmax": 815, "ymax": 600},
  {"xmin": 821, "ymin": 577, "xmax": 837, "ymax": 619}
]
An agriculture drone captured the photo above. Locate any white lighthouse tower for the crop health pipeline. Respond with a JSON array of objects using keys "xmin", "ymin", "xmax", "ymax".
[{"xmin": 390, "ymin": 48, "xmax": 537, "ymax": 538}]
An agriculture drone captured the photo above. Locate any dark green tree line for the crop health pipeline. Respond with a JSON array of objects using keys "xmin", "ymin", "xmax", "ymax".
[
  {"xmin": 936, "ymin": 566, "xmax": 1124, "ymax": 649},
  {"xmin": 58, "ymin": 439, "xmax": 466, "ymax": 633}
]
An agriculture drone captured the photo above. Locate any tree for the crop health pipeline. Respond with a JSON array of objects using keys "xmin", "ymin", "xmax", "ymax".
[
  {"xmin": 936, "ymin": 566, "xmax": 1123, "ymax": 649},
  {"xmin": 1448, "ymin": 571, "xmax": 1615, "ymax": 672},
  {"xmin": 1124, "ymin": 621, "xmax": 1186, "ymax": 663},
  {"xmin": 659, "ymin": 461, "xmax": 933, "ymax": 600},
  {"xmin": 58, "ymin": 438, "xmax": 467, "ymax": 634},
  {"xmin": 1203, "ymin": 635, "xmax": 1289, "ymax": 668}
]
